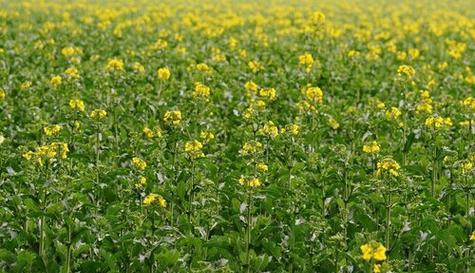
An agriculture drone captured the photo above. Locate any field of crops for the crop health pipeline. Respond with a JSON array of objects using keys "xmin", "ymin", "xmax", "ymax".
[{"xmin": 0, "ymin": 0, "xmax": 474, "ymax": 272}]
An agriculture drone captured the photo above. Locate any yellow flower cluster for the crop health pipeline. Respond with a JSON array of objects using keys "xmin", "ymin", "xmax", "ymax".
[
  {"xmin": 385, "ymin": 107, "xmax": 401, "ymax": 120},
  {"xmin": 259, "ymin": 121, "xmax": 279, "ymax": 138},
  {"xmin": 302, "ymin": 85, "xmax": 323, "ymax": 104},
  {"xmin": 143, "ymin": 193, "xmax": 166, "ymax": 207},
  {"xmin": 132, "ymin": 157, "xmax": 147, "ymax": 170},
  {"xmin": 363, "ymin": 141, "xmax": 381, "ymax": 154},
  {"xmin": 239, "ymin": 176, "xmax": 261, "ymax": 188},
  {"xmin": 23, "ymin": 142, "xmax": 69, "ymax": 165},
  {"xmin": 163, "ymin": 110, "xmax": 182, "ymax": 126},
  {"xmin": 43, "ymin": 125, "xmax": 62, "ymax": 137},
  {"xmin": 424, "ymin": 116, "xmax": 452, "ymax": 129},
  {"xmin": 69, "ymin": 99, "xmax": 85, "ymax": 112},
  {"xmin": 50, "ymin": 75, "xmax": 62, "ymax": 87},
  {"xmin": 240, "ymin": 141, "xmax": 263, "ymax": 155},
  {"xmin": 193, "ymin": 82, "xmax": 211, "ymax": 98},
  {"xmin": 360, "ymin": 242, "xmax": 387, "ymax": 262},
  {"xmin": 184, "ymin": 140, "xmax": 205, "ymax": 158},
  {"xmin": 90, "ymin": 109, "xmax": 107, "ymax": 120},
  {"xmin": 143, "ymin": 127, "xmax": 162, "ymax": 139},
  {"xmin": 397, "ymin": 65, "xmax": 415, "ymax": 78},
  {"xmin": 157, "ymin": 67, "xmax": 171, "ymax": 80},
  {"xmin": 105, "ymin": 58, "xmax": 124, "ymax": 72},
  {"xmin": 376, "ymin": 158, "xmax": 400, "ymax": 177}
]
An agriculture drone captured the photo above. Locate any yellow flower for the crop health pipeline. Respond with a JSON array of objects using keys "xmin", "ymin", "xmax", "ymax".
[
  {"xmin": 282, "ymin": 124, "xmax": 300, "ymax": 136},
  {"xmin": 470, "ymin": 231, "xmax": 475, "ymax": 241},
  {"xmin": 65, "ymin": 67, "xmax": 80, "ymax": 79},
  {"xmin": 397, "ymin": 65, "xmax": 416, "ymax": 78},
  {"xmin": 245, "ymin": 81, "xmax": 258, "ymax": 93},
  {"xmin": 360, "ymin": 242, "xmax": 387, "ymax": 262},
  {"xmin": 240, "ymin": 141, "xmax": 263, "ymax": 155},
  {"xmin": 135, "ymin": 176, "xmax": 147, "ymax": 188},
  {"xmin": 69, "ymin": 99, "xmax": 85, "ymax": 112},
  {"xmin": 157, "ymin": 67, "xmax": 171, "ymax": 80},
  {"xmin": 184, "ymin": 140, "xmax": 204, "ymax": 158},
  {"xmin": 377, "ymin": 158, "xmax": 400, "ymax": 177},
  {"xmin": 258, "ymin": 88, "xmax": 277, "ymax": 101},
  {"xmin": 424, "ymin": 116, "xmax": 452, "ymax": 129},
  {"xmin": 105, "ymin": 58, "xmax": 124, "ymax": 72},
  {"xmin": 385, "ymin": 107, "xmax": 401, "ymax": 120},
  {"xmin": 312, "ymin": 11, "xmax": 325, "ymax": 25},
  {"xmin": 259, "ymin": 121, "xmax": 279, "ymax": 138},
  {"xmin": 299, "ymin": 52, "xmax": 314, "ymax": 66},
  {"xmin": 239, "ymin": 176, "xmax": 261, "ymax": 188},
  {"xmin": 143, "ymin": 127, "xmax": 154, "ymax": 139},
  {"xmin": 193, "ymin": 82, "xmax": 211, "ymax": 98},
  {"xmin": 50, "ymin": 75, "xmax": 62, "ymax": 86},
  {"xmin": 328, "ymin": 117, "xmax": 340, "ymax": 130},
  {"xmin": 163, "ymin": 110, "xmax": 182, "ymax": 126},
  {"xmin": 248, "ymin": 60, "xmax": 263, "ymax": 73},
  {"xmin": 20, "ymin": 81, "xmax": 32, "ymax": 90},
  {"xmin": 302, "ymin": 85, "xmax": 323, "ymax": 104},
  {"xmin": 200, "ymin": 131, "xmax": 215, "ymax": 142},
  {"xmin": 133, "ymin": 62, "xmax": 145, "ymax": 74},
  {"xmin": 360, "ymin": 244, "xmax": 372, "ymax": 261},
  {"xmin": 90, "ymin": 109, "xmax": 107, "ymax": 120},
  {"xmin": 373, "ymin": 264, "xmax": 381, "ymax": 273},
  {"xmin": 0, "ymin": 89, "xmax": 6, "ymax": 101},
  {"xmin": 143, "ymin": 193, "xmax": 166, "ymax": 207},
  {"xmin": 363, "ymin": 141, "xmax": 381, "ymax": 154},
  {"xmin": 43, "ymin": 125, "xmax": 62, "ymax": 136},
  {"xmin": 256, "ymin": 162, "xmax": 268, "ymax": 172},
  {"xmin": 196, "ymin": 63, "xmax": 212, "ymax": 74},
  {"xmin": 132, "ymin": 157, "xmax": 147, "ymax": 170}
]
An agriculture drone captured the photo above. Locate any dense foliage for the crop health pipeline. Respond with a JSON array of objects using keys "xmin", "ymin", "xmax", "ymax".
[{"xmin": 0, "ymin": 0, "xmax": 474, "ymax": 272}]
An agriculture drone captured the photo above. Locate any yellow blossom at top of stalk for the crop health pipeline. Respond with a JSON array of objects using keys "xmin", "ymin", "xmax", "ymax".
[
  {"xmin": 311, "ymin": 11, "xmax": 325, "ymax": 25},
  {"xmin": 65, "ymin": 67, "xmax": 80, "ymax": 79},
  {"xmin": 258, "ymin": 88, "xmax": 277, "ymax": 101},
  {"xmin": 196, "ymin": 63, "xmax": 212, "ymax": 74},
  {"xmin": 256, "ymin": 162, "xmax": 268, "ymax": 172},
  {"xmin": 397, "ymin": 65, "xmax": 415, "ymax": 78},
  {"xmin": 184, "ymin": 140, "xmax": 205, "ymax": 158},
  {"xmin": 360, "ymin": 242, "xmax": 387, "ymax": 262},
  {"xmin": 281, "ymin": 124, "xmax": 300, "ymax": 136},
  {"xmin": 135, "ymin": 176, "xmax": 147, "ymax": 188},
  {"xmin": 69, "ymin": 99, "xmax": 85, "ymax": 112},
  {"xmin": 193, "ymin": 82, "xmax": 210, "ymax": 98},
  {"xmin": 248, "ymin": 60, "xmax": 263, "ymax": 73},
  {"xmin": 363, "ymin": 141, "xmax": 381, "ymax": 154},
  {"xmin": 240, "ymin": 141, "xmax": 263, "ymax": 155},
  {"xmin": 23, "ymin": 142, "xmax": 69, "ymax": 165},
  {"xmin": 239, "ymin": 176, "xmax": 261, "ymax": 188},
  {"xmin": 259, "ymin": 121, "xmax": 279, "ymax": 138},
  {"xmin": 470, "ymin": 231, "xmax": 475, "ymax": 241},
  {"xmin": 302, "ymin": 85, "xmax": 323, "ymax": 104},
  {"xmin": 299, "ymin": 52, "xmax": 314, "ymax": 66},
  {"xmin": 105, "ymin": 58, "xmax": 124, "ymax": 72},
  {"xmin": 157, "ymin": 67, "xmax": 171, "ymax": 80},
  {"xmin": 43, "ymin": 125, "xmax": 62, "ymax": 137},
  {"xmin": 143, "ymin": 193, "xmax": 166, "ymax": 207},
  {"xmin": 424, "ymin": 116, "xmax": 452, "ymax": 129},
  {"xmin": 50, "ymin": 75, "xmax": 62, "ymax": 87},
  {"xmin": 163, "ymin": 110, "xmax": 182, "ymax": 126},
  {"xmin": 376, "ymin": 158, "xmax": 400, "ymax": 177},
  {"xmin": 385, "ymin": 107, "xmax": 402, "ymax": 120},
  {"xmin": 328, "ymin": 117, "xmax": 340, "ymax": 130},
  {"xmin": 245, "ymin": 81, "xmax": 258, "ymax": 93},
  {"xmin": 0, "ymin": 89, "xmax": 5, "ymax": 101},
  {"xmin": 132, "ymin": 62, "xmax": 145, "ymax": 74},
  {"xmin": 90, "ymin": 109, "xmax": 107, "ymax": 120},
  {"xmin": 132, "ymin": 157, "xmax": 147, "ymax": 170},
  {"xmin": 200, "ymin": 131, "xmax": 215, "ymax": 142},
  {"xmin": 461, "ymin": 97, "xmax": 475, "ymax": 110}
]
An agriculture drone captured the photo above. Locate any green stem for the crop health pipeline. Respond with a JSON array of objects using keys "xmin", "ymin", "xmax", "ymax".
[{"xmin": 246, "ymin": 188, "xmax": 252, "ymax": 273}]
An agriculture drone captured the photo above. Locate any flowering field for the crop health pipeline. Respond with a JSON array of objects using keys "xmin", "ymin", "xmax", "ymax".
[{"xmin": 0, "ymin": 0, "xmax": 474, "ymax": 272}]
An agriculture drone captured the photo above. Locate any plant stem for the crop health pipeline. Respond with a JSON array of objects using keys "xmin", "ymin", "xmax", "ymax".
[{"xmin": 246, "ymin": 188, "xmax": 252, "ymax": 273}]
